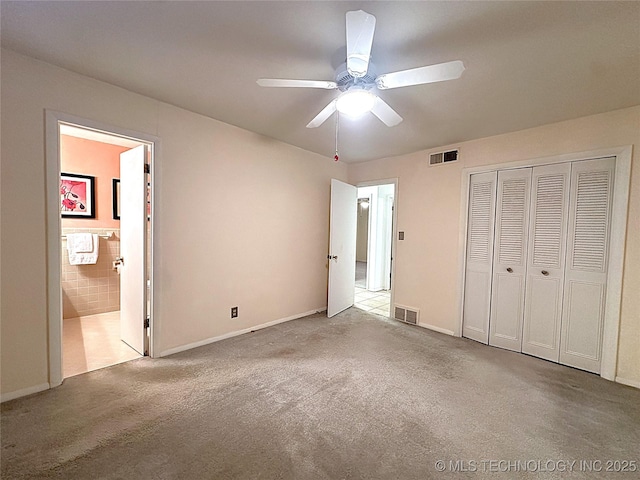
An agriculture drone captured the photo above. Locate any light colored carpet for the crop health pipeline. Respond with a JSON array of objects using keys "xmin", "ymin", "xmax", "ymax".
[{"xmin": 2, "ymin": 308, "xmax": 639, "ymax": 479}]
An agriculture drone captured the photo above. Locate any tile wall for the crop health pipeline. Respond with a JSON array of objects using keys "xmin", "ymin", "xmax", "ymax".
[{"xmin": 61, "ymin": 228, "xmax": 120, "ymax": 319}]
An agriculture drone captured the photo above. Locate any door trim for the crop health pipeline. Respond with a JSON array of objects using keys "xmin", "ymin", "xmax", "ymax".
[
  {"xmin": 355, "ymin": 178, "xmax": 399, "ymax": 317},
  {"xmin": 45, "ymin": 110, "xmax": 160, "ymax": 388},
  {"xmin": 457, "ymin": 146, "xmax": 632, "ymax": 382}
]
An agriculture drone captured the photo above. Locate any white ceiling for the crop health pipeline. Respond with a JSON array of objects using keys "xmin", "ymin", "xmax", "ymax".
[{"xmin": 2, "ymin": 1, "xmax": 639, "ymax": 163}]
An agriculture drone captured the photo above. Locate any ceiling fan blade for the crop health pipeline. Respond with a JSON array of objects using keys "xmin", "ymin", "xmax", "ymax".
[
  {"xmin": 306, "ymin": 100, "xmax": 338, "ymax": 128},
  {"xmin": 257, "ymin": 79, "xmax": 337, "ymax": 89},
  {"xmin": 376, "ymin": 60, "xmax": 465, "ymax": 90},
  {"xmin": 370, "ymin": 97, "xmax": 403, "ymax": 127},
  {"xmin": 346, "ymin": 10, "xmax": 376, "ymax": 78}
]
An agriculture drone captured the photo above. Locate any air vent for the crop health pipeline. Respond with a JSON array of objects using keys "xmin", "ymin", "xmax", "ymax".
[
  {"xmin": 429, "ymin": 149, "xmax": 458, "ymax": 166},
  {"xmin": 394, "ymin": 305, "xmax": 420, "ymax": 325}
]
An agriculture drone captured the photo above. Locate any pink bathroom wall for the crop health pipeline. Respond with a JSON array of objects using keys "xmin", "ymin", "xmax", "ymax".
[{"xmin": 60, "ymin": 135, "xmax": 129, "ymax": 229}]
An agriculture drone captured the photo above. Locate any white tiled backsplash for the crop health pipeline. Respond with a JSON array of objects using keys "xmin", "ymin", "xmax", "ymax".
[{"xmin": 61, "ymin": 228, "xmax": 120, "ymax": 319}]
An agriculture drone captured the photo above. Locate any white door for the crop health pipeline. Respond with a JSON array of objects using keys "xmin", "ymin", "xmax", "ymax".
[
  {"xmin": 521, "ymin": 163, "xmax": 571, "ymax": 362},
  {"xmin": 489, "ymin": 168, "xmax": 531, "ymax": 352},
  {"xmin": 462, "ymin": 172, "xmax": 497, "ymax": 344},
  {"xmin": 328, "ymin": 179, "xmax": 357, "ymax": 317},
  {"xmin": 119, "ymin": 145, "xmax": 147, "ymax": 354},
  {"xmin": 559, "ymin": 157, "xmax": 615, "ymax": 373}
]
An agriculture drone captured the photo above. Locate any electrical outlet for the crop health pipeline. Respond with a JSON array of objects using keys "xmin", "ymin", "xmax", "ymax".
[{"xmin": 231, "ymin": 307, "xmax": 238, "ymax": 318}]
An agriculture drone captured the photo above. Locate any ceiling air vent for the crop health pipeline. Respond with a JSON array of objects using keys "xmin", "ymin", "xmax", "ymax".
[
  {"xmin": 394, "ymin": 305, "xmax": 420, "ymax": 325},
  {"xmin": 429, "ymin": 149, "xmax": 458, "ymax": 166}
]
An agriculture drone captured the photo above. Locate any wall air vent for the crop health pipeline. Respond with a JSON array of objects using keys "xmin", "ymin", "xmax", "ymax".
[
  {"xmin": 394, "ymin": 305, "xmax": 420, "ymax": 325},
  {"xmin": 429, "ymin": 149, "xmax": 458, "ymax": 166}
]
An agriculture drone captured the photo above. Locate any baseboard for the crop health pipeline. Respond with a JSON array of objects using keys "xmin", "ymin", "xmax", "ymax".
[
  {"xmin": 615, "ymin": 376, "xmax": 640, "ymax": 390},
  {"xmin": 159, "ymin": 308, "xmax": 326, "ymax": 357},
  {"xmin": 1, "ymin": 382, "xmax": 50, "ymax": 403},
  {"xmin": 417, "ymin": 322, "xmax": 455, "ymax": 336}
]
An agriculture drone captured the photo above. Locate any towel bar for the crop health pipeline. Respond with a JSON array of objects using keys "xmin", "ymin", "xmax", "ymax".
[{"xmin": 61, "ymin": 232, "xmax": 114, "ymax": 240}]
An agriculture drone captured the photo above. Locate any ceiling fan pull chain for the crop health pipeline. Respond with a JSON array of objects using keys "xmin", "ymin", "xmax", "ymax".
[{"xmin": 334, "ymin": 113, "xmax": 340, "ymax": 162}]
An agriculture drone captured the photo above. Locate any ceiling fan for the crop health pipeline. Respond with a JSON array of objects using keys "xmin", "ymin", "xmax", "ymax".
[{"xmin": 257, "ymin": 10, "xmax": 465, "ymax": 128}]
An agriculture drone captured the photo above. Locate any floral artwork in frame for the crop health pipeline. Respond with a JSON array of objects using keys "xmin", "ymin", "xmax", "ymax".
[{"xmin": 60, "ymin": 173, "xmax": 95, "ymax": 218}]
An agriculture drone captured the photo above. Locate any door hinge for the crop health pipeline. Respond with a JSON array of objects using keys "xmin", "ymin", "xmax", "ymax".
[
  {"xmin": 144, "ymin": 163, "xmax": 150, "ymax": 174},
  {"xmin": 144, "ymin": 317, "xmax": 150, "ymax": 329}
]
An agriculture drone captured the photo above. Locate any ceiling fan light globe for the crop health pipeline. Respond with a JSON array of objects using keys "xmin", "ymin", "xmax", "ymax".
[{"xmin": 336, "ymin": 90, "xmax": 376, "ymax": 118}]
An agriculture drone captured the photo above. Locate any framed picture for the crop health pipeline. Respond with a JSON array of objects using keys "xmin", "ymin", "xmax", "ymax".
[
  {"xmin": 60, "ymin": 173, "xmax": 95, "ymax": 218},
  {"xmin": 112, "ymin": 178, "xmax": 120, "ymax": 220}
]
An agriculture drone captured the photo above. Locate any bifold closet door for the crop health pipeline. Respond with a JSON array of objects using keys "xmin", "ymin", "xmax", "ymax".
[
  {"xmin": 559, "ymin": 157, "xmax": 615, "ymax": 373},
  {"xmin": 488, "ymin": 168, "xmax": 531, "ymax": 352},
  {"xmin": 462, "ymin": 172, "xmax": 497, "ymax": 344},
  {"xmin": 522, "ymin": 163, "xmax": 571, "ymax": 362}
]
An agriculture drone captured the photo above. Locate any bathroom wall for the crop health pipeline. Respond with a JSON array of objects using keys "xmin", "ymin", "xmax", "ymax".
[
  {"xmin": 61, "ymin": 227, "xmax": 120, "ymax": 318},
  {"xmin": 61, "ymin": 135, "xmax": 127, "ymax": 318},
  {"xmin": 60, "ymin": 135, "xmax": 127, "ymax": 229}
]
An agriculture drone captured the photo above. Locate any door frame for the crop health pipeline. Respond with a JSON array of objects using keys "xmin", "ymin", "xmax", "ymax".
[
  {"xmin": 45, "ymin": 110, "xmax": 160, "ymax": 388},
  {"xmin": 356, "ymin": 178, "xmax": 399, "ymax": 316},
  {"xmin": 456, "ymin": 146, "xmax": 632, "ymax": 382}
]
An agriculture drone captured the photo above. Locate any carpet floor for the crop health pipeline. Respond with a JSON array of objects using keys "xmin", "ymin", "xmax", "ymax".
[{"xmin": 2, "ymin": 309, "xmax": 639, "ymax": 479}]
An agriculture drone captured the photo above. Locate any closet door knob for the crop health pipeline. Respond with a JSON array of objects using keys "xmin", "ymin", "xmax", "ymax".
[
  {"xmin": 506, "ymin": 267, "xmax": 513, "ymax": 273},
  {"xmin": 541, "ymin": 270, "xmax": 549, "ymax": 276}
]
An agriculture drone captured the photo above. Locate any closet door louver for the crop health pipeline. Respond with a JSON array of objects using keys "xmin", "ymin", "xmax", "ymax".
[
  {"xmin": 489, "ymin": 168, "xmax": 531, "ymax": 352},
  {"xmin": 521, "ymin": 163, "xmax": 571, "ymax": 362},
  {"xmin": 462, "ymin": 172, "xmax": 497, "ymax": 344},
  {"xmin": 559, "ymin": 157, "xmax": 615, "ymax": 373}
]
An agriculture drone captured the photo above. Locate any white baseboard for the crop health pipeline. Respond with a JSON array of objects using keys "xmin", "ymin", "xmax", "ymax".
[
  {"xmin": 159, "ymin": 308, "xmax": 326, "ymax": 357},
  {"xmin": 615, "ymin": 376, "xmax": 640, "ymax": 389},
  {"xmin": 1, "ymin": 382, "xmax": 50, "ymax": 403},
  {"xmin": 417, "ymin": 322, "xmax": 455, "ymax": 336}
]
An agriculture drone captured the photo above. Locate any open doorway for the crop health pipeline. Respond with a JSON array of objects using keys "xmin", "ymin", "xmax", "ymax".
[
  {"xmin": 55, "ymin": 123, "xmax": 152, "ymax": 378},
  {"xmin": 353, "ymin": 183, "xmax": 395, "ymax": 316}
]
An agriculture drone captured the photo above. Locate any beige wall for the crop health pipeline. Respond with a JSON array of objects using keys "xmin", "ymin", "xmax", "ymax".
[
  {"xmin": 348, "ymin": 105, "xmax": 640, "ymax": 386},
  {"xmin": 0, "ymin": 50, "xmax": 347, "ymax": 397}
]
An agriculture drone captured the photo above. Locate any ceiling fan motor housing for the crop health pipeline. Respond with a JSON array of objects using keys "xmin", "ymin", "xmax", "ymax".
[{"xmin": 335, "ymin": 62, "xmax": 377, "ymax": 92}]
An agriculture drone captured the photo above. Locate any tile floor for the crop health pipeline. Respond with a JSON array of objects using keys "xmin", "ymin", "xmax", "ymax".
[
  {"xmin": 354, "ymin": 287, "xmax": 391, "ymax": 316},
  {"xmin": 63, "ymin": 311, "xmax": 142, "ymax": 378}
]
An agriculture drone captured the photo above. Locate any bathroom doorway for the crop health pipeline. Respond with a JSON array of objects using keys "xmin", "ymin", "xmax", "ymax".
[
  {"xmin": 45, "ymin": 112, "xmax": 156, "ymax": 385},
  {"xmin": 353, "ymin": 182, "xmax": 395, "ymax": 316}
]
